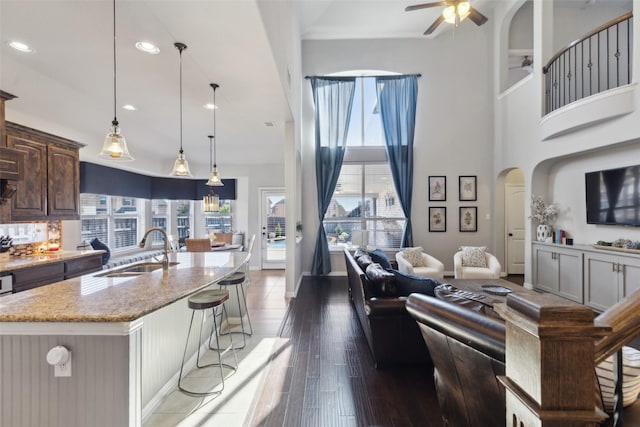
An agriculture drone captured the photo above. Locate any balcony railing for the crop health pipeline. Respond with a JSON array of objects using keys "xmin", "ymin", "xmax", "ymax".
[{"xmin": 543, "ymin": 12, "xmax": 633, "ymax": 115}]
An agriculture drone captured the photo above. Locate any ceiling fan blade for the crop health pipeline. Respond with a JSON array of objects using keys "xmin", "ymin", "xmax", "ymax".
[
  {"xmin": 405, "ymin": 1, "xmax": 449, "ymax": 12},
  {"xmin": 467, "ymin": 7, "xmax": 489, "ymax": 26},
  {"xmin": 424, "ymin": 15, "xmax": 445, "ymax": 35}
]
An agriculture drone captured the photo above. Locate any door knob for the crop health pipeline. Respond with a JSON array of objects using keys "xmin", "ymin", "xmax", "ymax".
[{"xmin": 508, "ymin": 233, "xmax": 513, "ymax": 237}]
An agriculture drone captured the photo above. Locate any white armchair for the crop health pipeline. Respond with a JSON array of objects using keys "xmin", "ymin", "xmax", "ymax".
[
  {"xmin": 396, "ymin": 251, "xmax": 445, "ymax": 280},
  {"xmin": 453, "ymin": 250, "xmax": 501, "ymax": 279}
]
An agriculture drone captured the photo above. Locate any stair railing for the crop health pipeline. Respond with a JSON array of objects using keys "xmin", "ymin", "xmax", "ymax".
[{"xmin": 543, "ymin": 12, "xmax": 633, "ymax": 115}]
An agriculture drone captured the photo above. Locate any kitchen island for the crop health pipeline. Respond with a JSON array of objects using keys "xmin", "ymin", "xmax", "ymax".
[{"xmin": 0, "ymin": 251, "xmax": 249, "ymax": 427}]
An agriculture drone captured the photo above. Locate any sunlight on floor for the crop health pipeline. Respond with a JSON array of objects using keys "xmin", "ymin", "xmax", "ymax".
[{"xmin": 144, "ymin": 270, "xmax": 288, "ymax": 426}]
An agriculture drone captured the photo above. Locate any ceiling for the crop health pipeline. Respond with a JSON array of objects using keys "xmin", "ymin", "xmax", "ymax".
[{"xmin": 1, "ymin": 0, "xmax": 629, "ymax": 178}]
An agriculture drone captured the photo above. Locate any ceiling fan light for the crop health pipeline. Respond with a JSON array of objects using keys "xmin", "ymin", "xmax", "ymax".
[
  {"xmin": 442, "ymin": 5, "xmax": 456, "ymax": 23},
  {"xmin": 457, "ymin": 2, "xmax": 471, "ymax": 17},
  {"xmin": 171, "ymin": 151, "xmax": 192, "ymax": 177},
  {"xmin": 99, "ymin": 122, "xmax": 134, "ymax": 161}
]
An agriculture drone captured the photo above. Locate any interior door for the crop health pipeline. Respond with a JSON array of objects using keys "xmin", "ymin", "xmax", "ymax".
[
  {"xmin": 505, "ymin": 184, "xmax": 525, "ymax": 274},
  {"xmin": 260, "ymin": 188, "xmax": 286, "ymax": 269}
]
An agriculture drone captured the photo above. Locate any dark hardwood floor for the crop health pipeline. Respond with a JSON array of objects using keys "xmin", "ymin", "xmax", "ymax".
[{"xmin": 249, "ymin": 276, "xmax": 442, "ymax": 427}]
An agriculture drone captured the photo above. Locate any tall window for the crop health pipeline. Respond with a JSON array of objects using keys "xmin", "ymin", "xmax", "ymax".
[
  {"xmin": 203, "ymin": 200, "xmax": 233, "ymax": 237},
  {"xmin": 151, "ymin": 199, "xmax": 170, "ymax": 244},
  {"xmin": 176, "ymin": 200, "xmax": 192, "ymax": 239},
  {"xmin": 324, "ymin": 164, "xmax": 404, "ymax": 249},
  {"xmin": 322, "ymin": 76, "xmax": 404, "ymax": 249},
  {"xmin": 345, "ymin": 77, "xmax": 385, "ymax": 147},
  {"xmin": 80, "ymin": 194, "xmax": 144, "ymax": 250}
]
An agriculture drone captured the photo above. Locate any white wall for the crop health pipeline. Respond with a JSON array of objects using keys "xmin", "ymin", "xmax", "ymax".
[
  {"xmin": 301, "ymin": 22, "xmax": 496, "ymax": 274},
  {"xmin": 493, "ymin": 0, "xmax": 640, "ymax": 284},
  {"xmin": 548, "ymin": 143, "xmax": 640, "ymax": 246},
  {"xmin": 256, "ymin": 0, "xmax": 304, "ymax": 295}
]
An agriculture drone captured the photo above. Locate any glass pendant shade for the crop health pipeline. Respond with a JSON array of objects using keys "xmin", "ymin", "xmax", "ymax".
[
  {"xmin": 100, "ymin": 0, "xmax": 133, "ymax": 161},
  {"xmin": 171, "ymin": 149, "xmax": 192, "ymax": 177},
  {"xmin": 203, "ymin": 192, "xmax": 219, "ymax": 213},
  {"xmin": 99, "ymin": 121, "xmax": 134, "ymax": 160},
  {"xmin": 207, "ymin": 170, "xmax": 223, "ymax": 186},
  {"xmin": 170, "ymin": 42, "xmax": 192, "ymax": 177}
]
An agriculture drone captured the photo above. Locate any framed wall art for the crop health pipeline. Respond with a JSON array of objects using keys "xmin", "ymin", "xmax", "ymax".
[
  {"xmin": 429, "ymin": 176, "xmax": 446, "ymax": 201},
  {"xmin": 429, "ymin": 207, "xmax": 446, "ymax": 232},
  {"xmin": 459, "ymin": 206, "xmax": 477, "ymax": 232},
  {"xmin": 459, "ymin": 175, "xmax": 477, "ymax": 201}
]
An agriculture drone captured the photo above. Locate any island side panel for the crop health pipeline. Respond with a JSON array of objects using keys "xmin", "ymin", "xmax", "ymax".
[{"xmin": 0, "ymin": 334, "xmax": 133, "ymax": 427}]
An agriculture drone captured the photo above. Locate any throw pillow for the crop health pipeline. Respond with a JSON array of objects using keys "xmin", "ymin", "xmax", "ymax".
[
  {"xmin": 390, "ymin": 270, "xmax": 440, "ymax": 297},
  {"xmin": 353, "ymin": 248, "xmax": 367, "ymax": 260},
  {"xmin": 357, "ymin": 253, "xmax": 374, "ymax": 271},
  {"xmin": 365, "ymin": 263, "xmax": 397, "ymax": 296},
  {"xmin": 402, "ymin": 247, "xmax": 427, "ymax": 267},
  {"xmin": 369, "ymin": 249, "xmax": 393, "ymax": 270},
  {"xmin": 460, "ymin": 246, "xmax": 488, "ymax": 268},
  {"xmin": 90, "ymin": 237, "xmax": 111, "ymax": 265},
  {"xmin": 434, "ymin": 284, "xmax": 503, "ymax": 321},
  {"xmin": 596, "ymin": 346, "xmax": 640, "ymax": 413}
]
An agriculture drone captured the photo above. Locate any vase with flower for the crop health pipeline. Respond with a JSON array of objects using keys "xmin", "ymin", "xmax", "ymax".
[{"xmin": 529, "ymin": 195, "xmax": 558, "ymax": 242}]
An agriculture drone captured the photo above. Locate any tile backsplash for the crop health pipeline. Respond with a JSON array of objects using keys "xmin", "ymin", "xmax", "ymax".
[{"xmin": 0, "ymin": 221, "xmax": 62, "ymax": 257}]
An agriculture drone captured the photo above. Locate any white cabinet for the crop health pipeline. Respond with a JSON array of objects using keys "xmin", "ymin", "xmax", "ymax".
[
  {"xmin": 532, "ymin": 243, "xmax": 583, "ymax": 303},
  {"xmin": 584, "ymin": 251, "xmax": 640, "ymax": 312},
  {"xmin": 533, "ymin": 242, "xmax": 640, "ymax": 312}
]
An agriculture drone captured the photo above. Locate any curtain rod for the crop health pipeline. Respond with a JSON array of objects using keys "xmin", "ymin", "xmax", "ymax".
[{"xmin": 304, "ymin": 74, "xmax": 421, "ymax": 79}]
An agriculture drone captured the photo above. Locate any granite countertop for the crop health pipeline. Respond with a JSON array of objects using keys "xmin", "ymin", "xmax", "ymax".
[
  {"xmin": 0, "ymin": 251, "xmax": 249, "ymax": 323},
  {"xmin": 0, "ymin": 250, "xmax": 105, "ymax": 273}
]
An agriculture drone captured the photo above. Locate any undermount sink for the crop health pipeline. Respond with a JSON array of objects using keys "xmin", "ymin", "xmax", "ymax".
[
  {"xmin": 96, "ymin": 261, "xmax": 180, "ymax": 278},
  {"xmin": 121, "ymin": 262, "xmax": 179, "ymax": 273}
]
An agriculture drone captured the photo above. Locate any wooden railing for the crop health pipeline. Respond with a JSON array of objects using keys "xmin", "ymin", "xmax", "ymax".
[
  {"xmin": 594, "ymin": 288, "xmax": 640, "ymax": 427},
  {"xmin": 543, "ymin": 12, "xmax": 633, "ymax": 115}
]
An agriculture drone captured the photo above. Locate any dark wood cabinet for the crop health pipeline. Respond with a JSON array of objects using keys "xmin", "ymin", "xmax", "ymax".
[
  {"xmin": 12, "ymin": 261, "xmax": 65, "ymax": 293},
  {"xmin": 6, "ymin": 132, "xmax": 47, "ymax": 219},
  {"xmin": 64, "ymin": 253, "xmax": 102, "ymax": 279},
  {"xmin": 0, "ymin": 147, "xmax": 23, "ymax": 181},
  {"xmin": 48, "ymin": 144, "xmax": 80, "ymax": 219},
  {"xmin": 11, "ymin": 253, "xmax": 104, "ymax": 292},
  {"xmin": 6, "ymin": 122, "xmax": 83, "ymax": 221}
]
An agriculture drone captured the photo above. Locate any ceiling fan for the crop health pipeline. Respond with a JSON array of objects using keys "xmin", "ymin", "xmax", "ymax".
[
  {"xmin": 406, "ymin": 1, "xmax": 489, "ymax": 36},
  {"xmin": 509, "ymin": 56, "xmax": 534, "ymax": 74}
]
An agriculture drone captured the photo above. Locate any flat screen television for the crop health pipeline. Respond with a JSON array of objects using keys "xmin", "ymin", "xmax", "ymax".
[{"xmin": 585, "ymin": 165, "xmax": 640, "ymax": 226}]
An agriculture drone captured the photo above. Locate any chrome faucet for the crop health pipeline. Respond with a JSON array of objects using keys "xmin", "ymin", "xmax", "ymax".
[{"xmin": 139, "ymin": 227, "xmax": 170, "ymax": 270}]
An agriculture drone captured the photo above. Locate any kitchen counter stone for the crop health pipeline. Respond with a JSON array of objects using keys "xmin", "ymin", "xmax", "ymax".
[{"xmin": 0, "ymin": 251, "xmax": 248, "ymax": 323}]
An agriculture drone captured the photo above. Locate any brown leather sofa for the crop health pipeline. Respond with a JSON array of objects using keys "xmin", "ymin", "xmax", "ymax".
[
  {"xmin": 406, "ymin": 291, "xmax": 640, "ymax": 427},
  {"xmin": 406, "ymin": 293, "xmax": 506, "ymax": 427},
  {"xmin": 344, "ymin": 248, "xmax": 431, "ymax": 368}
]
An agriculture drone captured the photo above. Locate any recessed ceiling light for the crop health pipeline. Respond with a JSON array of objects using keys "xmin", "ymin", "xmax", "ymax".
[
  {"xmin": 135, "ymin": 41, "xmax": 160, "ymax": 54},
  {"xmin": 204, "ymin": 103, "xmax": 218, "ymax": 110},
  {"xmin": 122, "ymin": 104, "xmax": 137, "ymax": 111},
  {"xmin": 8, "ymin": 41, "xmax": 33, "ymax": 53}
]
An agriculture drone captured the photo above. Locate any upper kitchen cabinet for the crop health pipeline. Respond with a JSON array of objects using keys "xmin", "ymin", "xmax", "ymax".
[{"xmin": 6, "ymin": 122, "xmax": 83, "ymax": 221}]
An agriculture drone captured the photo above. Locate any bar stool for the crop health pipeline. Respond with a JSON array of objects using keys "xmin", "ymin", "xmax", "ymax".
[
  {"xmin": 178, "ymin": 288, "xmax": 238, "ymax": 397},
  {"xmin": 219, "ymin": 234, "xmax": 255, "ymax": 349}
]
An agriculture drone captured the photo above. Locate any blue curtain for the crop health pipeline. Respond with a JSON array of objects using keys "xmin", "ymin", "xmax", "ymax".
[
  {"xmin": 309, "ymin": 77, "xmax": 356, "ymax": 275},
  {"xmin": 376, "ymin": 75, "xmax": 418, "ymax": 248}
]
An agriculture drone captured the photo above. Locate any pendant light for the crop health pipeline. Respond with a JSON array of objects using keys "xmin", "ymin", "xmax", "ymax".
[
  {"xmin": 170, "ymin": 42, "xmax": 192, "ymax": 177},
  {"xmin": 203, "ymin": 83, "xmax": 223, "ymax": 213},
  {"xmin": 98, "ymin": 0, "xmax": 134, "ymax": 161},
  {"xmin": 203, "ymin": 135, "xmax": 220, "ymax": 212},
  {"xmin": 206, "ymin": 83, "xmax": 223, "ymax": 187}
]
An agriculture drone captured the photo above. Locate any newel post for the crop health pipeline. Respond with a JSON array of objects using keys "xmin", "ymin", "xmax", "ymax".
[{"xmin": 494, "ymin": 292, "xmax": 610, "ymax": 427}]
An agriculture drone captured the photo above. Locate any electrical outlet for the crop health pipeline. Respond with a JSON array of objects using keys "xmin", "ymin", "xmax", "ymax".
[{"xmin": 54, "ymin": 352, "xmax": 72, "ymax": 377}]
